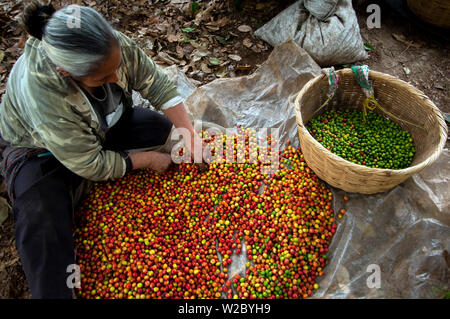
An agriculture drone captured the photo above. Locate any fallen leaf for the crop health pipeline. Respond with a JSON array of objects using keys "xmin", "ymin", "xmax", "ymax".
[
  {"xmin": 155, "ymin": 22, "xmax": 170, "ymax": 33},
  {"xmin": 201, "ymin": 62, "xmax": 212, "ymax": 73},
  {"xmin": 235, "ymin": 64, "xmax": 252, "ymax": 71},
  {"xmin": 194, "ymin": 2, "xmax": 216, "ymax": 24},
  {"xmin": 251, "ymin": 46, "xmax": 262, "ymax": 53},
  {"xmin": 175, "ymin": 45, "xmax": 185, "ymax": 58},
  {"xmin": 256, "ymin": 42, "xmax": 266, "ymax": 50},
  {"xmin": 209, "ymin": 57, "xmax": 221, "ymax": 66},
  {"xmin": 238, "ymin": 25, "xmax": 252, "ymax": 33},
  {"xmin": 215, "ymin": 35, "xmax": 230, "ymax": 45},
  {"xmin": 157, "ymin": 51, "xmax": 180, "ymax": 65},
  {"xmin": 392, "ymin": 33, "xmax": 422, "ymax": 48},
  {"xmin": 228, "ymin": 54, "xmax": 242, "ymax": 62},
  {"xmin": 215, "ymin": 66, "xmax": 228, "ymax": 78},
  {"xmin": 190, "ymin": 41, "xmax": 209, "ymax": 49},
  {"xmin": 191, "ymin": 1, "xmax": 201, "ymax": 16},
  {"xmin": 216, "ymin": 17, "xmax": 230, "ymax": 28},
  {"xmin": 392, "ymin": 33, "xmax": 406, "ymax": 42},
  {"xmin": 434, "ymin": 83, "xmax": 444, "ymax": 90},
  {"xmin": 0, "ymin": 50, "xmax": 4, "ymax": 63},
  {"xmin": 364, "ymin": 43, "xmax": 374, "ymax": 52},
  {"xmin": 243, "ymin": 38, "xmax": 253, "ymax": 48},
  {"xmin": 183, "ymin": 43, "xmax": 195, "ymax": 57},
  {"xmin": 191, "ymin": 49, "xmax": 210, "ymax": 62},
  {"xmin": 182, "ymin": 26, "xmax": 196, "ymax": 33},
  {"xmin": 205, "ymin": 24, "xmax": 220, "ymax": 32},
  {"xmin": 167, "ymin": 34, "xmax": 180, "ymax": 42}
]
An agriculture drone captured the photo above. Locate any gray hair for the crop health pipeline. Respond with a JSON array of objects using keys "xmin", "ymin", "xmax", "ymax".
[{"xmin": 38, "ymin": 5, "xmax": 118, "ymax": 77}]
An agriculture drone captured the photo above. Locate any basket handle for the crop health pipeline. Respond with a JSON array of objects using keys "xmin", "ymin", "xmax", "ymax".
[
  {"xmin": 312, "ymin": 67, "xmax": 339, "ymax": 116},
  {"xmin": 351, "ymin": 65, "xmax": 424, "ymax": 130}
]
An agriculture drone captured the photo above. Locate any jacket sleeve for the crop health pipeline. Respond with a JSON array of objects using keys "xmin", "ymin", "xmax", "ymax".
[
  {"xmin": 115, "ymin": 31, "xmax": 183, "ymax": 111},
  {"xmin": 34, "ymin": 107, "xmax": 127, "ymax": 182}
]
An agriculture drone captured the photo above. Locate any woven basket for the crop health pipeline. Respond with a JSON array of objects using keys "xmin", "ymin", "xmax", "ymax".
[
  {"xmin": 294, "ymin": 69, "xmax": 448, "ymax": 194},
  {"xmin": 407, "ymin": 0, "xmax": 450, "ymax": 29}
]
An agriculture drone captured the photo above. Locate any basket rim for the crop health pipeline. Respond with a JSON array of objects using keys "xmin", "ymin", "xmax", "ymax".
[{"xmin": 294, "ymin": 69, "xmax": 448, "ymax": 176}]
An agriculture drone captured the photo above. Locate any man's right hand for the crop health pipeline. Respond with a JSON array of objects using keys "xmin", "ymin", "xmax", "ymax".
[{"xmin": 129, "ymin": 151, "xmax": 173, "ymax": 174}]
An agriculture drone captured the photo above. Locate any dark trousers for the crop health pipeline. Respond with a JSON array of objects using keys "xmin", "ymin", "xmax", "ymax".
[{"xmin": 12, "ymin": 107, "xmax": 172, "ymax": 298}]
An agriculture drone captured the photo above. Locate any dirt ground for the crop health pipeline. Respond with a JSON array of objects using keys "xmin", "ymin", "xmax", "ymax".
[{"xmin": 0, "ymin": 0, "xmax": 448, "ymax": 299}]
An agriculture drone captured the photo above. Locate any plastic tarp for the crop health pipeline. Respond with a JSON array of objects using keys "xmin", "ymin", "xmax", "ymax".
[{"xmin": 133, "ymin": 40, "xmax": 449, "ymax": 298}]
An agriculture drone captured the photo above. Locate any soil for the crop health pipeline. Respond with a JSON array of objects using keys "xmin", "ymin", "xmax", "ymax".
[
  {"xmin": 0, "ymin": 0, "xmax": 448, "ymax": 299},
  {"xmin": 354, "ymin": 1, "xmax": 450, "ymax": 114}
]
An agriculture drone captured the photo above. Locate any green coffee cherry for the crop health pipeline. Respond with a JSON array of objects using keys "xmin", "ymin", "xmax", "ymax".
[{"xmin": 307, "ymin": 109, "xmax": 415, "ymax": 169}]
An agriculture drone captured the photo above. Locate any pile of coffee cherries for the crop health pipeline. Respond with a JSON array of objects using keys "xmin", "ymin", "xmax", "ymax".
[
  {"xmin": 307, "ymin": 109, "xmax": 416, "ymax": 169},
  {"xmin": 74, "ymin": 127, "xmax": 337, "ymax": 299}
]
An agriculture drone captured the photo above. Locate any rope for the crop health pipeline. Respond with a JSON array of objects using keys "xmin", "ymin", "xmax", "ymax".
[
  {"xmin": 313, "ymin": 67, "xmax": 339, "ymax": 116},
  {"xmin": 352, "ymin": 65, "xmax": 424, "ymax": 129}
]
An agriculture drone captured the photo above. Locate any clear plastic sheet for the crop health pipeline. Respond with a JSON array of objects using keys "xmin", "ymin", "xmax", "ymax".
[{"xmin": 174, "ymin": 40, "xmax": 448, "ymax": 298}]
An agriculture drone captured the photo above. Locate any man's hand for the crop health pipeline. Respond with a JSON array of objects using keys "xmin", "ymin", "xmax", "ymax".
[{"xmin": 129, "ymin": 151, "xmax": 172, "ymax": 174}]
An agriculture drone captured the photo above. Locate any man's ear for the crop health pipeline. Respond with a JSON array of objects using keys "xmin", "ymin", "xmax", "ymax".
[{"xmin": 56, "ymin": 66, "xmax": 71, "ymax": 77}]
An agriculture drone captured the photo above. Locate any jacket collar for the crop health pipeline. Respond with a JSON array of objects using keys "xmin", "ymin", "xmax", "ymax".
[{"xmin": 63, "ymin": 68, "xmax": 128, "ymax": 129}]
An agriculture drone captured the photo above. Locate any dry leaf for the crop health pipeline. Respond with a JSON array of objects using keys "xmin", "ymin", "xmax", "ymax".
[
  {"xmin": 205, "ymin": 24, "xmax": 220, "ymax": 32},
  {"xmin": 167, "ymin": 34, "xmax": 179, "ymax": 42},
  {"xmin": 194, "ymin": 4, "xmax": 216, "ymax": 24},
  {"xmin": 243, "ymin": 38, "xmax": 253, "ymax": 48},
  {"xmin": 183, "ymin": 43, "xmax": 195, "ymax": 57},
  {"xmin": 201, "ymin": 62, "xmax": 212, "ymax": 74},
  {"xmin": 0, "ymin": 50, "xmax": 4, "ymax": 63},
  {"xmin": 235, "ymin": 65, "xmax": 252, "ymax": 71},
  {"xmin": 257, "ymin": 42, "xmax": 266, "ymax": 49},
  {"xmin": 138, "ymin": 27, "xmax": 150, "ymax": 36},
  {"xmin": 155, "ymin": 22, "xmax": 170, "ymax": 33},
  {"xmin": 251, "ymin": 46, "xmax": 262, "ymax": 53},
  {"xmin": 175, "ymin": 45, "xmax": 185, "ymax": 58},
  {"xmin": 238, "ymin": 25, "xmax": 252, "ymax": 33},
  {"xmin": 228, "ymin": 54, "xmax": 242, "ymax": 62},
  {"xmin": 191, "ymin": 49, "xmax": 210, "ymax": 62},
  {"xmin": 157, "ymin": 51, "xmax": 180, "ymax": 65},
  {"xmin": 216, "ymin": 17, "xmax": 230, "ymax": 28},
  {"xmin": 392, "ymin": 33, "xmax": 422, "ymax": 48},
  {"xmin": 215, "ymin": 66, "xmax": 228, "ymax": 78},
  {"xmin": 392, "ymin": 33, "xmax": 406, "ymax": 42}
]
